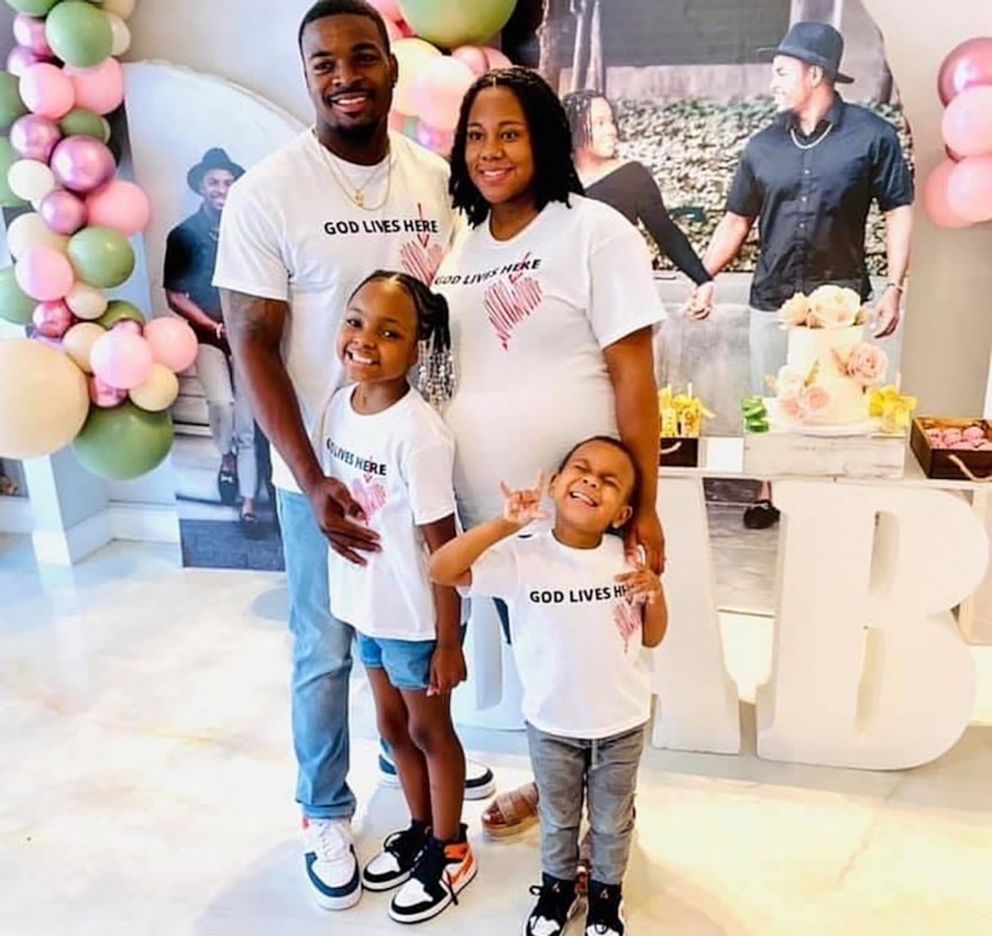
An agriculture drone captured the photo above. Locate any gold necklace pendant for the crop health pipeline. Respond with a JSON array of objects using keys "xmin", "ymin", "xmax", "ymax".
[{"xmin": 354, "ymin": 190, "xmax": 364, "ymax": 208}]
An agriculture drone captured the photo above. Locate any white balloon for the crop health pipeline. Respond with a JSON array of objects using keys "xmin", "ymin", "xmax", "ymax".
[
  {"xmin": 65, "ymin": 281, "xmax": 109, "ymax": 321},
  {"xmin": 102, "ymin": 0, "xmax": 137, "ymax": 20},
  {"xmin": 6, "ymin": 212, "xmax": 69, "ymax": 258},
  {"xmin": 105, "ymin": 13, "xmax": 132, "ymax": 56},
  {"xmin": 7, "ymin": 160, "xmax": 57, "ymax": 204}
]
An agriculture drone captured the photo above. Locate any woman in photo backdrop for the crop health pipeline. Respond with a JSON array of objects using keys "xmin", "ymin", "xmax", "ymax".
[
  {"xmin": 563, "ymin": 90, "xmax": 714, "ymax": 315},
  {"xmin": 433, "ymin": 67, "xmax": 665, "ymax": 845},
  {"xmin": 164, "ymin": 148, "xmax": 259, "ymax": 531}
]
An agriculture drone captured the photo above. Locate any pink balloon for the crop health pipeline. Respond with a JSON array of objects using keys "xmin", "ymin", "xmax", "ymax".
[
  {"xmin": 90, "ymin": 330, "xmax": 154, "ymax": 391},
  {"xmin": 9, "ymin": 114, "xmax": 62, "ymax": 162},
  {"xmin": 15, "ymin": 246, "xmax": 75, "ymax": 302},
  {"xmin": 19, "ymin": 63, "xmax": 76, "ymax": 120},
  {"xmin": 924, "ymin": 159, "xmax": 973, "ymax": 228},
  {"xmin": 411, "ymin": 57, "xmax": 475, "ymax": 131},
  {"xmin": 483, "ymin": 47, "xmax": 513, "ymax": 70},
  {"xmin": 7, "ymin": 45, "xmax": 46, "ymax": 78},
  {"xmin": 143, "ymin": 318, "xmax": 199, "ymax": 373},
  {"xmin": 942, "ymin": 86, "xmax": 992, "ymax": 157},
  {"xmin": 367, "ymin": 0, "xmax": 402, "ymax": 22},
  {"xmin": 397, "ymin": 19, "xmax": 416, "ymax": 38},
  {"xmin": 938, "ymin": 37, "xmax": 992, "ymax": 106},
  {"xmin": 383, "ymin": 16, "xmax": 401, "ymax": 43},
  {"xmin": 64, "ymin": 59, "xmax": 124, "ymax": 116},
  {"xmin": 86, "ymin": 180, "xmax": 150, "ymax": 236},
  {"xmin": 453, "ymin": 45, "xmax": 490, "ymax": 78},
  {"xmin": 112, "ymin": 319, "xmax": 143, "ymax": 336},
  {"xmin": 88, "ymin": 374, "xmax": 128, "ymax": 408},
  {"xmin": 13, "ymin": 14, "xmax": 53, "ymax": 58},
  {"xmin": 32, "ymin": 300, "xmax": 75, "ymax": 339},
  {"xmin": 415, "ymin": 121, "xmax": 454, "ymax": 156},
  {"xmin": 39, "ymin": 189, "xmax": 88, "ymax": 235},
  {"xmin": 947, "ymin": 155, "xmax": 992, "ymax": 224},
  {"xmin": 50, "ymin": 136, "xmax": 116, "ymax": 194}
]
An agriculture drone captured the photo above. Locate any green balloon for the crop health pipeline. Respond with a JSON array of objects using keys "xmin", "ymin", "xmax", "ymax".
[
  {"xmin": 60, "ymin": 108, "xmax": 109, "ymax": 142},
  {"xmin": 398, "ymin": 0, "xmax": 517, "ymax": 48},
  {"xmin": 0, "ymin": 264, "xmax": 36, "ymax": 326},
  {"xmin": 68, "ymin": 227, "xmax": 135, "ymax": 289},
  {"xmin": 45, "ymin": 2, "xmax": 114, "ymax": 69},
  {"xmin": 0, "ymin": 73, "xmax": 28, "ymax": 133},
  {"xmin": 97, "ymin": 300, "xmax": 145, "ymax": 330},
  {"xmin": 0, "ymin": 139, "xmax": 29, "ymax": 209},
  {"xmin": 6, "ymin": 1, "xmax": 61, "ymax": 16},
  {"xmin": 74, "ymin": 403, "xmax": 175, "ymax": 482}
]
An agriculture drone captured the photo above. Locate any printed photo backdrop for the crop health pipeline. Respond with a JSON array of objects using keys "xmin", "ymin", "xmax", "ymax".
[
  {"xmin": 123, "ymin": 62, "xmax": 305, "ymax": 570},
  {"xmin": 506, "ymin": 0, "xmax": 915, "ymax": 434}
]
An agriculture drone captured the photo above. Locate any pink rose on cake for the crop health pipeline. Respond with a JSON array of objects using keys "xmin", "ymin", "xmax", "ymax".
[
  {"xmin": 845, "ymin": 343, "xmax": 888, "ymax": 387},
  {"xmin": 778, "ymin": 292, "xmax": 811, "ymax": 328},
  {"xmin": 807, "ymin": 285, "xmax": 861, "ymax": 328}
]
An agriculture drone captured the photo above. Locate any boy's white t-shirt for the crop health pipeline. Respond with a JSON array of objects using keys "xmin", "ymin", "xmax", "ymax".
[
  {"xmin": 213, "ymin": 130, "xmax": 455, "ymax": 491},
  {"xmin": 470, "ymin": 530, "xmax": 652, "ymax": 739},
  {"xmin": 319, "ymin": 386, "xmax": 456, "ymax": 640},
  {"xmin": 433, "ymin": 196, "xmax": 665, "ymax": 531}
]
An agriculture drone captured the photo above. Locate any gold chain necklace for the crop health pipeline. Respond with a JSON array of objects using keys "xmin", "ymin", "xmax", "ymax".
[{"xmin": 312, "ymin": 129, "xmax": 392, "ymax": 210}]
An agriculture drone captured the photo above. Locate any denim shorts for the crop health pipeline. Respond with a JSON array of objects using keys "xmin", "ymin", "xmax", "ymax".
[{"xmin": 356, "ymin": 633, "xmax": 437, "ymax": 691}]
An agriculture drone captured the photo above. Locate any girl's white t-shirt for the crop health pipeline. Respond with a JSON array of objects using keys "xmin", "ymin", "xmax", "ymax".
[
  {"xmin": 213, "ymin": 130, "xmax": 455, "ymax": 492},
  {"xmin": 319, "ymin": 386, "xmax": 456, "ymax": 641},
  {"xmin": 470, "ymin": 530, "xmax": 652, "ymax": 739},
  {"xmin": 433, "ymin": 195, "xmax": 664, "ymax": 531}
]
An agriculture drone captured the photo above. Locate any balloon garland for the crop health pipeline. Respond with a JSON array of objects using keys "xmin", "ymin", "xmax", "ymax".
[
  {"xmin": 371, "ymin": 0, "xmax": 518, "ymax": 158},
  {"xmin": 0, "ymin": 0, "xmax": 193, "ymax": 481},
  {"xmin": 925, "ymin": 36, "xmax": 992, "ymax": 229}
]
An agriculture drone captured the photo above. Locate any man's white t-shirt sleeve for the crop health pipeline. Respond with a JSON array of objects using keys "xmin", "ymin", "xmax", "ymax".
[
  {"xmin": 402, "ymin": 434, "xmax": 457, "ymax": 526},
  {"xmin": 213, "ymin": 183, "xmax": 289, "ymax": 302},
  {"xmin": 469, "ymin": 539, "xmax": 520, "ymax": 598},
  {"xmin": 587, "ymin": 215, "xmax": 667, "ymax": 349}
]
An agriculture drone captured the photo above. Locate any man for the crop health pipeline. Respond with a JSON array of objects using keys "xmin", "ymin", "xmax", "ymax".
[
  {"xmin": 165, "ymin": 148, "xmax": 259, "ymax": 530},
  {"xmin": 698, "ymin": 21, "xmax": 914, "ymax": 528},
  {"xmin": 214, "ymin": 0, "xmax": 493, "ymax": 911}
]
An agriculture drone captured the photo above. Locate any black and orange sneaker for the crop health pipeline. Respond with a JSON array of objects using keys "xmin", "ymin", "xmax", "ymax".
[{"xmin": 388, "ymin": 825, "xmax": 476, "ymax": 924}]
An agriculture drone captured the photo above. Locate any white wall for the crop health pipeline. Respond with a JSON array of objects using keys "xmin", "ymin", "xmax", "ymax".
[{"xmin": 128, "ymin": 0, "xmax": 992, "ymax": 419}]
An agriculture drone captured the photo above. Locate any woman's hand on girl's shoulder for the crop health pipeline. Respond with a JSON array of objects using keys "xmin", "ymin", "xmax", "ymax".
[
  {"xmin": 428, "ymin": 645, "xmax": 467, "ymax": 697},
  {"xmin": 626, "ymin": 503, "xmax": 665, "ymax": 574},
  {"xmin": 615, "ymin": 563, "xmax": 663, "ymax": 607}
]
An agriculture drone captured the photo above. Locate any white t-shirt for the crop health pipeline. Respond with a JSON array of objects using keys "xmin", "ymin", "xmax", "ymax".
[
  {"xmin": 213, "ymin": 130, "xmax": 455, "ymax": 491},
  {"xmin": 471, "ymin": 530, "xmax": 652, "ymax": 739},
  {"xmin": 319, "ymin": 386, "xmax": 456, "ymax": 641},
  {"xmin": 433, "ymin": 196, "xmax": 664, "ymax": 530}
]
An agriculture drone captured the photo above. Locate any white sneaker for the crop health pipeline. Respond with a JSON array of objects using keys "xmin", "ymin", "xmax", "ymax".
[
  {"xmin": 302, "ymin": 817, "xmax": 362, "ymax": 911},
  {"xmin": 379, "ymin": 743, "xmax": 496, "ymax": 800}
]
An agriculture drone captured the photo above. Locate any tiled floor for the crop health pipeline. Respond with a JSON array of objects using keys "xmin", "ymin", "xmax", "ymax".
[{"xmin": 1, "ymin": 534, "xmax": 991, "ymax": 936}]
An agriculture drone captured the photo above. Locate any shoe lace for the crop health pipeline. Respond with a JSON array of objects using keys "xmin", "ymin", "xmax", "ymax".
[
  {"xmin": 311, "ymin": 820, "xmax": 349, "ymax": 863},
  {"xmin": 412, "ymin": 838, "xmax": 459, "ymax": 906},
  {"xmin": 383, "ymin": 825, "xmax": 426, "ymax": 867},
  {"xmin": 528, "ymin": 879, "xmax": 573, "ymax": 922}
]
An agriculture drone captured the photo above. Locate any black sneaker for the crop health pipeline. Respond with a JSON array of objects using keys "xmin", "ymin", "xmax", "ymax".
[
  {"xmin": 524, "ymin": 873, "xmax": 581, "ymax": 936},
  {"xmin": 388, "ymin": 826, "xmax": 476, "ymax": 924},
  {"xmin": 584, "ymin": 881, "xmax": 626, "ymax": 936},
  {"xmin": 362, "ymin": 821, "xmax": 429, "ymax": 892}
]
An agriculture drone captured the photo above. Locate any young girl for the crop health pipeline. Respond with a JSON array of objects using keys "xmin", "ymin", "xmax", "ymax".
[
  {"xmin": 319, "ymin": 270, "xmax": 475, "ymax": 924},
  {"xmin": 430, "ymin": 436, "xmax": 667, "ymax": 936}
]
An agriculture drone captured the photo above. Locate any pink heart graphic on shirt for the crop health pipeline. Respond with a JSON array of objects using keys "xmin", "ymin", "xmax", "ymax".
[
  {"xmin": 483, "ymin": 275, "xmax": 544, "ymax": 350},
  {"xmin": 613, "ymin": 597, "xmax": 642, "ymax": 652},
  {"xmin": 352, "ymin": 477, "xmax": 388, "ymax": 522},
  {"xmin": 400, "ymin": 240, "xmax": 445, "ymax": 283}
]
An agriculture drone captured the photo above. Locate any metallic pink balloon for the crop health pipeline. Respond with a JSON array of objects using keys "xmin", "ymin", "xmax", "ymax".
[
  {"xmin": 10, "ymin": 114, "xmax": 62, "ymax": 163},
  {"xmin": 50, "ymin": 136, "xmax": 116, "ymax": 195},
  {"xmin": 938, "ymin": 37, "xmax": 992, "ymax": 105},
  {"xmin": 32, "ymin": 300, "xmax": 75, "ymax": 339},
  {"xmin": 39, "ymin": 189, "xmax": 88, "ymax": 235},
  {"xmin": 13, "ymin": 13, "xmax": 54, "ymax": 58},
  {"xmin": 88, "ymin": 374, "xmax": 128, "ymax": 409},
  {"xmin": 7, "ymin": 45, "xmax": 44, "ymax": 78}
]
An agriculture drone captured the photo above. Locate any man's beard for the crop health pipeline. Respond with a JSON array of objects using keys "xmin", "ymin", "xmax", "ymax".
[{"xmin": 332, "ymin": 119, "xmax": 381, "ymax": 145}]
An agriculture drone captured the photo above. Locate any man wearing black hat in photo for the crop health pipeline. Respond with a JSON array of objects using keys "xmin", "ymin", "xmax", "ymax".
[
  {"xmin": 164, "ymin": 147, "xmax": 260, "ymax": 530},
  {"xmin": 698, "ymin": 21, "xmax": 914, "ymax": 529}
]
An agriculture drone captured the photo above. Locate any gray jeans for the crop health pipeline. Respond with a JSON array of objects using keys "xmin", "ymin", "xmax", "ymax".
[{"xmin": 526, "ymin": 721, "xmax": 646, "ymax": 886}]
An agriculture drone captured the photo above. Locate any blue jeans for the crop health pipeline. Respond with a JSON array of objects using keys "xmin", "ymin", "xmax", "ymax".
[{"xmin": 277, "ymin": 489, "xmax": 356, "ymax": 820}]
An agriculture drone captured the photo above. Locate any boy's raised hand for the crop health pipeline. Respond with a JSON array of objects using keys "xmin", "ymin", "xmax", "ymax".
[
  {"xmin": 500, "ymin": 470, "xmax": 550, "ymax": 527},
  {"xmin": 615, "ymin": 563, "xmax": 663, "ymax": 606}
]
